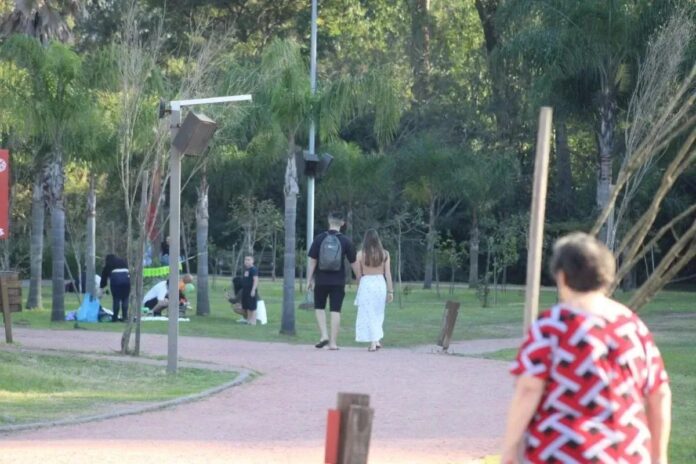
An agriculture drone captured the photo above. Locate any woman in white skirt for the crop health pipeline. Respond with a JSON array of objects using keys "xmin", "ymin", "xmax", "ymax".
[{"xmin": 355, "ymin": 229, "xmax": 394, "ymax": 351}]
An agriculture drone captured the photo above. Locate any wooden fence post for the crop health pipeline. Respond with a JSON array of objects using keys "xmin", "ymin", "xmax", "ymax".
[
  {"xmin": 336, "ymin": 393, "xmax": 371, "ymax": 464},
  {"xmin": 341, "ymin": 405, "xmax": 374, "ymax": 464},
  {"xmin": 524, "ymin": 107, "xmax": 553, "ymax": 333},
  {"xmin": 437, "ymin": 300, "xmax": 461, "ymax": 351}
]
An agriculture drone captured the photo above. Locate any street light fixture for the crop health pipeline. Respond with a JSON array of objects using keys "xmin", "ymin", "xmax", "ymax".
[{"xmin": 164, "ymin": 93, "xmax": 252, "ymax": 374}]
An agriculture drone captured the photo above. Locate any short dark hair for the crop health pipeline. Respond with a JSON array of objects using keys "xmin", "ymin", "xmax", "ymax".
[
  {"xmin": 549, "ymin": 233, "xmax": 615, "ymax": 292},
  {"xmin": 328, "ymin": 211, "xmax": 344, "ymax": 222}
]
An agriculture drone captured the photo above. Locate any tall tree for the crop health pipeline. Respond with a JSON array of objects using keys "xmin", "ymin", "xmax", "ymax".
[
  {"xmin": 395, "ymin": 134, "xmax": 465, "ymax": 289},
  {"xmin": 0, "ymin": 36, "xmax": 87, "ymax": 320},
  {"xmin": 0, "ymin": 0, "xmax": 82, "ymax": 45},
  {"xmin": 1, "ymin": 0, "xmax": 82, "ymax": 310},
  {"xmin": 496, "ymin": 0, "xmax": 674, "ymax": 242},
  {"xmin": 244, "ymin": 38, "xmax": 400, "ymax": 335}
]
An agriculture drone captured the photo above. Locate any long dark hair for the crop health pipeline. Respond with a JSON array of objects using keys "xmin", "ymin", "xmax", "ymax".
[{"xmin": 362, "ymin": 229, "xmax": 386, "ymax": 267}]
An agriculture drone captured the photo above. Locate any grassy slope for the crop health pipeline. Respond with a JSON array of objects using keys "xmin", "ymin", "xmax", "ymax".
[{"xmin": 0, "ymin": 350, "xmax": 236, "ymax": 426}]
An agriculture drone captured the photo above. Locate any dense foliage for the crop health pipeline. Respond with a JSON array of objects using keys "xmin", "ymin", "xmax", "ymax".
[{"xmin": 0, "ymin": 0, "xmax": 694, "ymax": 315}]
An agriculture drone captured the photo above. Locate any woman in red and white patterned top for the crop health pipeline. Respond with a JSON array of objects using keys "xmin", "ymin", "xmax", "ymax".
[{"xmin": 502, "ymin": 233, "xmax": 672, "ymax": 464}]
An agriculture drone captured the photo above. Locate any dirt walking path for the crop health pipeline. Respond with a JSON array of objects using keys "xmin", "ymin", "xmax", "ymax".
[{"xmin": 0, "ymin": 328, "xmax": 520, "ymax": 464}]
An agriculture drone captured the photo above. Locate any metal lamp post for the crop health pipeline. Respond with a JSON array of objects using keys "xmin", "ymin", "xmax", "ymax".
[
  {"xmin": 306, "ymin": 0, "xmax": 318, "ymax": 260},
  {"xmin": 166, "ymin": 94, "xmax": 251, "ymax": 374}
]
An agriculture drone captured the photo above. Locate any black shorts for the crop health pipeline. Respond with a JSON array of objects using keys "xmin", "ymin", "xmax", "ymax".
[
  {"xmin": 242, "ymin": 290, "xmax": 257, "ymax": 311},
  {"xmin": 144, "ymin": 297, "xmax": 158, "ymax": 310},
  {"xmin": 314, "ymin": 285, "xmax": 346, "ymax": 313}
]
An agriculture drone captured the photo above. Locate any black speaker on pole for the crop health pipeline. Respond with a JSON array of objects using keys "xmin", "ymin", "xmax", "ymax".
[
  {"xmin": 303, "ymin": 150, "xmax": 320, "ymax": 177},
  {"xmin": 318, "ymin": 153, "xmax": 333, "ymax": 178}
]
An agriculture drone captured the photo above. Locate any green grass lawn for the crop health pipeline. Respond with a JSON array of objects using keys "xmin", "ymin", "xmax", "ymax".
[
  {"xmin": 3, "ymin": 279, "xmax": 695, "ymax": 460},
  {"xmin": 0, "ymin": 350, "xmax": 237, "ymax": 427},
  {"xmin": 7, "ymin": 279, "xmax": 695, "ymax": 348}
]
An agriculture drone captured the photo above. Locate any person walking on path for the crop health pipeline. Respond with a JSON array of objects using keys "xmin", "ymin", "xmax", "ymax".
[
  {"xmin": 306, "ymin": 211, "xmax": 360, "ymax": 350},
  {"xmin": 241, "ymin": 255, "xmax": 259, "ymax": 325},
  {"xmin": 501, "ymin": 232, "xmax": 671, "ymax": 464},
  {"xmin": 354, "ymin": 229, "xmax": 394, "ymax": 351},
  {"xmin": 98, "ymin": 254, "xmax": 131, "ymax": 322}
]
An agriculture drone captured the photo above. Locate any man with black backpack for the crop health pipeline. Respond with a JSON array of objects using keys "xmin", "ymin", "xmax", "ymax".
[{"xmin": 307, "ymin": 211, "xmax": 360, "ymax": 350}]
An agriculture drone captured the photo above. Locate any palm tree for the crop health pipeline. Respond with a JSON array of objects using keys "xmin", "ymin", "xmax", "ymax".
[
  {"xmin": 497, "ymin": 0, "xmax": 674, "ymax": 242},
  {"xmin": 0, "ymin": 36, "xmax": 87, "ymax": 320},
  {"xmin": 394, "ymin": 134, "xmax": 465, "ymax": 289},
  {"xmin": 458, "ymin": 151, "xmax": 518, "ymax": 288},
  {"xmin": 1, "ymin": 0, "xmax": 82, "ymax": 310},
  {"xmin": 246, "ymin": 38, "xmax": 400, "ymax": 335},
  {"xmin": 0, "ymin": 0, "xmax": 81, "ymax": 45}
]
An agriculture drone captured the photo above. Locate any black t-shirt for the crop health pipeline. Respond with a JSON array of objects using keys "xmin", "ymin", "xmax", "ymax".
[
  {"xmin": 308, "ymin": 231, "xmax": 357, "ymax": 286},
  {"xmin": 242, "ymin": 266, "xmax": 258, "ymax": 289}
]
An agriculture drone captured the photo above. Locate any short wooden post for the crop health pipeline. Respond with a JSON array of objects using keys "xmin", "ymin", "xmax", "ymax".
[
  {"xmin": 336, "ymin": 393, "xmax": 370, "ymax": 464},
  {"xmin": 341, "ymin": 405, "xmax": 374, "ymax": 464},
  {"xmin": 437, "ymin": 300, "xmax": 461, "ymax": 351},
  {"xmin": 524, "ymin": 107, "xmax": 553, "ymax": 333},
  {"xmin": 1, "ymin": 276, "xmax": 12, "ymax": 343}
]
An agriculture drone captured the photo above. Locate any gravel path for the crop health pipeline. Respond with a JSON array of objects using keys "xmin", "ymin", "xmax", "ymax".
[{"xmin": 1, "ymin": 328, "xmax": 520, "ymax": 464}]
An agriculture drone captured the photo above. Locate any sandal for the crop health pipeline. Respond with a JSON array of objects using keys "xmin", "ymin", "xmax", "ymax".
[{"xmin": 315, "ymin": 339, "xmax": 329, "ymax": 349}]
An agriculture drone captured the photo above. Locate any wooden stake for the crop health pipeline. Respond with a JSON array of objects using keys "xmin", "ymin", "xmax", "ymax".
[
  {"xmin": 336, "ymin": 393, "xmax": 370, "ymax": 464},
  {"xmin": 524, "ymin": 107, "xmax": 553, "ymax": 332},
  {"xmin": 341, "ymin": 405, "xmax": 374, "ymax": 464},
  {"xmin": 1, "ymin": 277, "xmax": 12, "ymax": 343},
  {"xmin": 437, "ymin": 300, "xmax": 461, "ymax": 350}
]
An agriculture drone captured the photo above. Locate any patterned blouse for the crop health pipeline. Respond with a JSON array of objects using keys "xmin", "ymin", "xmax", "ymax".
[{"xmin": 511, "ymin": 305, "xmax": 668, "ymax": 463}]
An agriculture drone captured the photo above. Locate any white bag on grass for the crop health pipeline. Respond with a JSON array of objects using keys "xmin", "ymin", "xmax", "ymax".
[{"xmin": 256, "ymin": 300, "xmax": 268, "ymax": 325}]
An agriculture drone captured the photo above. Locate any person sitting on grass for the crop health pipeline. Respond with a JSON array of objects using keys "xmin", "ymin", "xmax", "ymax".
[{"xmin": 143, "ymin": 274, "xmax": 194, "ymax": 316}]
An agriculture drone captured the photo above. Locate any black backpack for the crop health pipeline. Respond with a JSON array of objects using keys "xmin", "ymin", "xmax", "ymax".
[{"xmin": 318, "ymin": 233, "xmax": 343, "ymax": 271}]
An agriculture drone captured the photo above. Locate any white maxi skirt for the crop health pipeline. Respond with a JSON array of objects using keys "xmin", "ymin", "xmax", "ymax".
[{"xmin": 354, "ymin": 275, "xmax": 387, "ymax": 342}]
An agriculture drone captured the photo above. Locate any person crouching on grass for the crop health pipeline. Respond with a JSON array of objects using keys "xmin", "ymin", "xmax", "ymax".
[{"xmin": 241, "ymin": 255, "xmax": 259, "ymax": 325}]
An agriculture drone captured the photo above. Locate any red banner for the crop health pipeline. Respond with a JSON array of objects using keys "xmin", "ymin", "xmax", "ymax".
[{"xmin": 0, "ymin": 149, "xmax": 8, "ymax": 240}]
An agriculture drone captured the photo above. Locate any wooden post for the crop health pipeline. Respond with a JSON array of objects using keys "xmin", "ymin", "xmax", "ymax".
[
  {"xmin": 524, "ymin": 107, "xmax": 553, "ymax": 332},
  {"xmin": 341, "ymin": 405, "xmax": 374, "ymax": 464},
  {"xmin": 336, "ymin": 393, "xmax": 370, "ymax": 464},
  {"xmin": 437, "ymin": 300, "xmax": 461, "ymax": 350},
  {"xmin": 1, "ymin": 277, "xmax": 12, "ymax": 343}
]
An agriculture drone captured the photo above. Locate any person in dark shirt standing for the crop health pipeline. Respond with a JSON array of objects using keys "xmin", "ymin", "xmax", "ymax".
[
  {"xmin": 241, "ymin": 255, "xmax": 259, "ymax": 325},
  {"xmin": 306, "ymin": 211, "xmax": 360, "ymax": 350},
  {"xmin": 160, "ymin": 236, "xmax": 170, "ymax": 265},
  {"xmin": 99, "ymin": 254, "xmax": 130, "ymax": 322}
]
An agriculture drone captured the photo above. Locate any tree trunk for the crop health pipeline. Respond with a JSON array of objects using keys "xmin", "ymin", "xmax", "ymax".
[
  {"xmin": 475, "ymin": 0, "xmax": 512, "ymax": 136},
  {"xmin": 596, "ymin": 84, "xmax": 617, "ymax": 245},
  {"xmin": 196, "ymin": 170, "xmax": 210, "ymax": 316},
  {"xmin": 434, "ymin": 251, "xmax": 440, "ymax": 298},
  {"xmin": 554, "ymin": 115, "xmax": 574, "ymax": 218},
  {"xmin": 46, "ymin": 155, "xmax": 66, "ymax": 322},
  {"xmin": 85, "ymin": 172, "xmax": 96, "ymax": 297},
  {"xmin": 280, "ymin": 150, "xmax": 298, "ymax": 335},
  {"xmin": 423, "ymin": 199, "xmax": 436, "ymax": 289},
  {"xmin": 410, "ymin": 0, "xmax": 431, "ymax": 104},
  {"xmin": 397, "ymin": 223, "xmax": 404, "ymax": 309},
  {"xmin": 181, "ymin": 217, "xmax": 190, "ymax": 274},
  {"xmin": 27, "ymin": 172, "xmax": 44, "ymax": 309},
  {"xmin": 468, "ymin": 210, "xmax": 480, "ymax": 288},
  {"xmin": 271, "ymin": 230, "xmax": 277, "ymax": 281}
]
